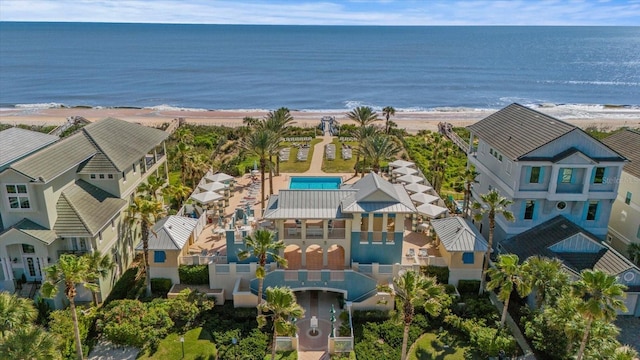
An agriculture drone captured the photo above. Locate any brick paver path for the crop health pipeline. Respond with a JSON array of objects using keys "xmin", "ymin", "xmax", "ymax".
[{"xmin": 308, "ymin": 134, "xmax": 334, "ymax": 173}]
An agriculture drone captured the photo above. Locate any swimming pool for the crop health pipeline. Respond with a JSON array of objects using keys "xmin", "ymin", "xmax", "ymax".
[{"xmin": 289, "ymin": 176, "xmax": 342, "ymax": 190}]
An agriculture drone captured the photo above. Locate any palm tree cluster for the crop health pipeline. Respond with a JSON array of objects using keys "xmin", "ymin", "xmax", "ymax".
[
  {"xmin": 258, "ymin": 286, "xmax": 304, "ymax": 360},
  {"xmin": 240, "ymin": 107, "xmax": 295, "ymax": 212},
  {"xmin": 347, "ymin": 106, "xmax": 401, "ymax": 176},
  {"xmin": 0, "ymin": 292, "xmax": 59, "ymax": 359}
]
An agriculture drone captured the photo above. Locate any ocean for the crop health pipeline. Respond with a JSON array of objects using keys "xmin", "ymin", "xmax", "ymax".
[{"xmin": 0, "ymin": 22, "xmax": 639, "ymax": 112}]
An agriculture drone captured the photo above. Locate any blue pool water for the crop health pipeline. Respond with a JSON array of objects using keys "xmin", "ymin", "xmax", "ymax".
[{"xmin": 289, "ymin": 177, "xmax": 342, "ymax": 190}]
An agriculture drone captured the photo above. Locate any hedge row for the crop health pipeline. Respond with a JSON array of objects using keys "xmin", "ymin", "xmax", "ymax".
[{"xmin": 178, "ymin": 265, "xmax": 210, "ymax": 285}]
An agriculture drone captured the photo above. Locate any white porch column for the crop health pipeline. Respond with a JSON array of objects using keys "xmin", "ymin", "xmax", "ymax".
[
  {"xmin": 323, "ymin": 220, "xmax": 328, "ymax": 240},
  {"xmin": 322, "ymin": 245, "xmax": 328, "ymax": 267},
  {"xmin": 583, "ymin": 166, "xmax": 594, "ymax": 194},
  {"xmin": 1, "ymin": 258, "xmax": 13, "ymax": 281},
  {"xmin": 548, "ymin": 166, "xmax": 560, "ymax": 194}
]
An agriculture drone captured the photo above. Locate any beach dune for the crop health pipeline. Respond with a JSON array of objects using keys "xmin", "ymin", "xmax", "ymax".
[{"xmin": 1, "ymin": 106, "xmax": 639, "ymax": 133}]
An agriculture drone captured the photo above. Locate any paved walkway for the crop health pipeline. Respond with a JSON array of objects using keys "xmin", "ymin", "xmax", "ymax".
[
  {"xmin": 308, "ymin": 134, "xmax": 334, "ymax": 173},
  {"xmin": 296, "ymin": 291, "xmax": 342, "ymax": 359}
]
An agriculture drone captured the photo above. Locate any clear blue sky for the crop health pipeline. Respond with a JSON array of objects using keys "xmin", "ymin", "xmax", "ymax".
[{"xmin": 1, "ymin": 0, "xmax": 639, "ymax": 25}]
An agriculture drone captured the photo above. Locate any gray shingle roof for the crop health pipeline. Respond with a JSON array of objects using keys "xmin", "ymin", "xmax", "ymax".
[
  {"xmin": 82, "ymin": 117, "xmax": 168, "ymax": 171},
  {"xmin": 0, "ymin": 218, "xmax": 58, "ymax": 245},
  {"xmin": 602, "ymin": 129, "xmax": 640, "ymax": 178},
  {"xmin": 77, "ymin": 153, "xmax": 118, "ymax": 174},
  {"xmin": 54, "ymin": 180, "xmax": 127, "ymax": 237},
  {"xmin": 11, "ymin": 132, "xmax": 97, "ymax": 182},
  {"xmin": 468, "ymin": 103, "xmax": 577, "ymax": 160},
  {"xmin": 263, "ymin": 190, "xmax": 356, "ymax": 219},
  {"xmin": 10, "ymin": 118, "xmax": 168, "ymax": 182},
  {"xmin": 501, "ymin": 215, "xmax": 638, "ymax": 276},
  {"xmin": 0, "ymin": 128, "xmax": 58, "ymax": 169},
  {"xmin": 430, "ymin": 217, "xmax": 488, "ymax": 252},
  {"xmin": 139, "ymin": 216, "xmax": 199, "ymax": 250}
]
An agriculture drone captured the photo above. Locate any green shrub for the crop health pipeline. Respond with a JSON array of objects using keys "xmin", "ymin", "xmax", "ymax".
[
  {"xmin": 421, "ymin": 265, "xmax": 449, "ymax": 284},
  {"xmin": 351, "ymin": 310, "xmax": 390, "ymax": 323},
  {"xmin": 98, "ymin": 299, "xmax": 173, "ymax": 349},
  {"xmin": 48, "ymin": 308, "xmax": 95, "ymax": 359},
  {"xmin": 444, "ymin": 284, "xmax": 457, "ymax": 295},
  {"xmin": 444, "ymin": 314, "xmax": 517, "ymax": 357},
  {"xmin": 179, "ymin": 265, "xmax": 210, "ymax": 285},
  {"xmin": 151, "ymin": 278, "xmax": 173, "ymax": 294},
  {"xmin": 457, "ymin": 280, "xmax": 481, "ymax": 295}
]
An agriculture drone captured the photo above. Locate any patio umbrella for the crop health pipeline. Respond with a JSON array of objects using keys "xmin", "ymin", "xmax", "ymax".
[
  {"xmin": 417, "ymin": 203, "xmax": 448, "ymax": 218},
  {"xmin": 392, "ymin": 167, "xmax": 418, "ymax": 176},
  {"xmin": 404, "ymin": 183, "xmax": 433, "ymax": 194},
  {"xmin": 198, "ymin": 181, "xmax": 226, "ymax": 192},
  {"xmin": 253, "ymin": 160, "xmax": 258, "ymax": 171},
  {"xmin": 205, "ymin": 172, "xmax": 234, "ymax": 183},
  {"xmin": 388, "ymin": 159, "xmax": 415, "ymax": 168},
  {"xmin": 397, "ymin": 174, "xmax": 425, "ymax": 184},
  {"xmin": 190, "ymin": 191, "xmax": 223, "ymax": 205},
  {"xmin": 410, "ymin": 193, "xmax": 440, "ymax": 205}
]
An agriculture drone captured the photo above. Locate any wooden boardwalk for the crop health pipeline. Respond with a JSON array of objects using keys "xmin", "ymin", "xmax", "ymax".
[{"xmin": 438, "ymin": 122, "xmax": 470, "ymax": 155}]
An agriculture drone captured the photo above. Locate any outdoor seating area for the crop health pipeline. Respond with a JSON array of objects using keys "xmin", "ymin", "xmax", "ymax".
[
  {"xmin": 325, "ymin": 143, "xmax": 336, "ymax": 160},
  {"xmin": 285, "ymin": 136, "xmax": 313, "ymax": 142},
  {"xmin": 341, "ymin": 143, "xmax": 352, "ymax": 159},
  {"xmin": 338, "ymin": 136, "xmax": 356, "ymax": 142},
  {"xmin": 279, "ymin": 147, "xmax": 291, "ymax": 161},
  {"xmin": 297, "ymin": 144, "xmax": 310, "ymax": 161}
]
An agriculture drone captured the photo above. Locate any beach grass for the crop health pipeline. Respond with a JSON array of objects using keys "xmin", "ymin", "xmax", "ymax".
[
  {"xmin": 137, "ymin": 327, "xmax": 216, "ymax": 360},
  {"xmin": 279, "ymin": 138, "xmax": 322, "ymax": 173},
  {"xmin": 321, "ymin": 139, "xmax": 358, "ymax": 173}
]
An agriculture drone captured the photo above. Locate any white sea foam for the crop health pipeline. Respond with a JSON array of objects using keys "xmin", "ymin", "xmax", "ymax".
[
  {"xmin": 144, "ymin": 104, "xmax": 210, "ymax": 112},
  {"xmin": 14, "ymin": 102, "xmax": 68, "ymax": 109}
]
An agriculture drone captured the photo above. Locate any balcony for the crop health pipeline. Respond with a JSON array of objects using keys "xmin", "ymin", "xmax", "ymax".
[
  {"xmin": 57, "ymin": 249, "xmax": 88, "ymax": 257},
  {"xmin": 556, "ymin": 183, "xmax": 584, "ymax": 194}
]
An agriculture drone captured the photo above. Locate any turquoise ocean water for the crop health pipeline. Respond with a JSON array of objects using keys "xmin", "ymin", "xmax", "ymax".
[{"xmin": 0, "ymin": 22, "xmax": 639, "ymax": 111}]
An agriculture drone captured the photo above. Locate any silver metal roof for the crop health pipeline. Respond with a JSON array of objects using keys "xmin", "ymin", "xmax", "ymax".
[
  {"xmin": 0, "ymin": 218, "xmax": 58, "ymax": 245},
  {"xmin": 396, "ymin": 174, "xmax": 425, "ymax": 184},
  {"xmin": 417, "ymin": 203, "xmax": 448, "ymax": 218},
  {"xmin": 140, "ymin": 216, "xmax": 199, "ymax": 250},
  {"xmin": 391, "ymin": 167, "xmax": 418, "ymax": 176},
  {"xmin": 263, "ymin": 190, "xmax": 356, "ymax": 219},
  {"xmin": 388, "ymin": 159, "xmax": 415, "ymax": 168},
  {"xmin": 410, "ymin": 193, "xmax": 439, "ymax": 205},
  {"xmin": 205, "ymin": 172, "xmax": 234, "ymax": 182},
  {"xmin": 430, "ymin": 217, "xmax": 488, "ymax": 252},
  {"xmin": 404, "ymin": 183, "xmax": 433, "ymax": 194},
  {"xmin": 0, "ymin": 127, "xmax": 58, "ymax": 169}
]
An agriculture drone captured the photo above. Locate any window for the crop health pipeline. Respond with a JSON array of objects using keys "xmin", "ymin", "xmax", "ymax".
[
  {"xmin": 90, "ymin": 174, "xmax": 96, "ymax": 179},
  {"xmin": 493, "ymin": 151, "xmax": 498, "ymax": 158},
  {"xmin": 593, "ymin": 167, "xmax": 605, "ymax": 184},
  {"xmin": 490, "ymin": 148, "xmax": 494, "ymax": 156},
  {"xmin": 5, "ymin": 184, "xmax": 31, "ymax": 209},
  {"xmin": 108, "ymin": 174, "xmax": 114, "ymax": 179},
  {"xmin": 625, "ymin": 192, "xmax": 632, "ymax": 205},
  {"xmin": 498, "ymin": 154, "xmax": 503, "ymax": 162},
  {"xmin": 122, "ymin": 171, "xmax": 126, "ymax": 182},
  {"xmin": 462, "ymin": 252, "xmax": 474, "ymax": 264},
  {"xmin": 586, "ymin": 201, "xmax": 598, "ymax": 221},
  {"xmin": 524, "ymin": 200, "xmax": 535, "ymax": 220},
  {"xmin": 529, "ymin": 167, "xmax": 541, "ymax": 183},
  {"xmin": 111, "ymin": 219, "xmax": 115, "ymax": 229},
  {"xmin": 99, "ymin": 232, "xmax": 103, "ymax": 243},
  {"xmin": 21, "ymin": 244, "xmax": 35, "ymax": 253},
  {"xmin": 556, "ymin": 201, "xmax": 567, "ymax": 211},
  {"xmin": 561, "ymin": 168, "xmax": 573, "ymax": 183},
  {"xmin": 154, "ymin": 251, "xmax": 166, "ymax": 263},
  {"xmin": 99, "ymin": 174, "xmax": 105, "ymax": 179},
  {"xmin": 133, "ymin": 164, "xmax": 137, "ymax": 174}
]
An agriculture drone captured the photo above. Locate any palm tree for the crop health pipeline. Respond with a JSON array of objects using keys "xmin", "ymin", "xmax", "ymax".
[
  {"xmin": 241, "ymin": 129, "xmax": 278, "ymax": 212},
  {"xmin": 84, "ymin": 251, "xmax": 115, "ymax": 306},
  {"xmin": 126, "ymin": 195, "xmax": 165, "ymax": 297},
  {"xmin": 428, "ymin": 133, "xmax": 453, "ymax": 194},
  {"xmin": 137, "ymin": 175, "xmax": 166, "ymax": 202},
  {"xmin": 613, "ymin": 346, "xmax": 639, "ymax": 360},
  {"xmin": 41, "ymin": 254, "xmax": 97, "ymax": 360},
  {"xmin": 461, "ymin": 169, "xmax": 479, "ymax": 218},
  {"xmin": 174, "ymin": 142, "xmax": 192, "ymax": 184},
  {"xmin": 627, "ymin": 243, "xmax": 640, "ymax": 266},
  {"xmin": 574, "ymin": 269, "xmax": 627, "ymax": 360},
  {"xmin": 347, "ymin": 106, "xmax": 380, "ymax": 176},
  {"xmin": 486, "ymin": 254, "xmax": 532, "ymax": 327},
  {"xmin": 473, "ymin": 189, "xmax": 515, "ymax": 294},
  {"xmin": 360, "ymin": 133, "xmax": 401, "ymax": 173},
  {"xmin": 393, "ymin": 270, "xmax": 445, "ymax": 360},
  {"xmin": 0, "ymin": 325, "xmax": 60, "ymax": 360},
  {"xmin": 257, "ymin": 286, "xmax": 304, "ymax": 360},
  {"xmin": 351, "ymin": 125, "xmax": 380, "ymax": 176},
  {"xmin": 523, "ymin": 256, "xmax": 569, "ymax": 308},
  {"xmin": 262, "ymin": 107, "xmax": 295, "ymax": 177},
  {"xmin": 163, "ymin": 183, "xmax": 192, "ymax": 210},
  {"xmin": 238, "ymin": 229, "xmax": 287, "ymax": 313},
  {"xmin": 0, "ymin": 292, "xmax": 37, "ymax": 338},
  {"xmin": 243, "ymin": 116, "xmax": 260, "ymax": 128},
  {"xmin": 382, "ymin": 106, "xmax": 395, "ymax": 134}
]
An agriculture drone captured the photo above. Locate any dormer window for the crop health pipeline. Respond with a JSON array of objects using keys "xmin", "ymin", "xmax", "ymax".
[
  {"xmin": 5, "ymin": 184, "xmax": 31, "ymax": 209},
  {"xmin": 561, "ymin": 168, "xmax": 573, "ymax": 183},
  {"xmin": 593, "ymin": 167, "xmax": 605, "ymax": 184}
]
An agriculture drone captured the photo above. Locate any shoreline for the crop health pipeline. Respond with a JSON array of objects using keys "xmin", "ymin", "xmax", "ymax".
[{"xmin": 1, "ymin": 106, "xmax": 639, "ymax": 134}]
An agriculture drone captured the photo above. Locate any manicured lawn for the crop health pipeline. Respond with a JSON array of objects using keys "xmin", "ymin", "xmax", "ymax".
[
  {"xmin": 408, "ymin": 332, "xmax": 475, "ymax": 360},
  {"xmin": 279, "ymin": 138, "xmax": 322, "ymax": 173},
  {"xmin": 322, "ymin": 139, "xmax": 358, "ymax": 173},
  {"xmin": 137, "ymin": 327, "xmax": 216, "ymax": 360}
]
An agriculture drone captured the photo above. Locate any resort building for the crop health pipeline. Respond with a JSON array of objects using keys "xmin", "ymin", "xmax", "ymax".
[
  {"xmin": 0, "ymin": 118, "xmax": 169, "ymax": 307},
  {"xmin": 467, "ymin": 103, "xmax": 626, "ymax": 243},
  {"xmin": 601, "ymin": 129, "xmax": 640, "ymax": 255}
]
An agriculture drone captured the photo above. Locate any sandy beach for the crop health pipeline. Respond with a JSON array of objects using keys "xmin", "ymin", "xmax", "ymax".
[{"xmin": 1, "ymin": 106, "xmax": 639, "ymax": 133}]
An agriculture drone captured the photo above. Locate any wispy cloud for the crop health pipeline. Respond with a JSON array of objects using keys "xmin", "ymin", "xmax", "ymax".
[{"xmin": 0, "ymin": 0, "xmax": 638, "ymax": 25}]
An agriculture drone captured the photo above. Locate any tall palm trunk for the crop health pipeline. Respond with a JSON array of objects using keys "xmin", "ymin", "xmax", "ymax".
[
  {"xmin": 257, "ymin": 255, "xmax": 266, "ymax": 314},
  {"xmin": 576, "ymin": 317, "xmax": 593, "ymax": 360},
  {"xmin": 141, "ymin": 224, "xmax": 152, "ymax": 297},
  {"xmin": 401, "ymin": 323, "xmax": 410, "ymax": 360},
  {"xmin": 479, "ymin": 214, "xmax": 495, "ymax": 294},
  {"xmin": 66, "ymin": 285, "xmax": 83, "ymax": 360},
  {"xmin": 269, "ymin": 158, "xmax": 274, "ymax": 195},
  {"xmin": 271, "ymin": 328, "xmax": 278, "ymax": 360},
  {"xmin": 463, "ymin": 183, "xmax": 472, "ymax": 218},
  {"xmin": 260, "ymin": 159, "xmax": 266, "ymax": 213},
  {"xmin": 354, "ymin": 153, "xmax": 360, "ymax": 177},
  {"xmin": 500, "ymin": 294, "xmax": 510, "ymax": 327},
  {"xmin": 276, "ymin": 156, "xmax": 280, "ymax": 177}
]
